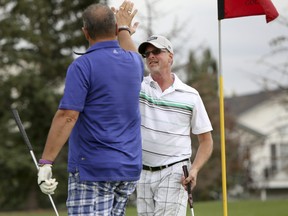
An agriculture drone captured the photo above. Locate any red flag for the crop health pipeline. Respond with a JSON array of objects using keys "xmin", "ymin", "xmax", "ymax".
[{"xmin": 218, "ymin": 0, "xmax": 279, "ymax": 23}]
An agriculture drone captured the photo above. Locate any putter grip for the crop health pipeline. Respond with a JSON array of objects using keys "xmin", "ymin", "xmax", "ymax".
[
  {"xmin": 182, "ymin": 165, "xmax": 193, "ymax": 208},
  {"xmin": 11, "ymin": 108, "xmax": 34, "ymax": 151},
  {"xmin": 183, "ymin": 165, "xmax": 189, "ymax": 178}
]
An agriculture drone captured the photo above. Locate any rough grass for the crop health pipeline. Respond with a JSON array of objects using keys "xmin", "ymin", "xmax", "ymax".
[{"xmin": 0, "ymin": 199, "xmax": 287, "ymax": 216}]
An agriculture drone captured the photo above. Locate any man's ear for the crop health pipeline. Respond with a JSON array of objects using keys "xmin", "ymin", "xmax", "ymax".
[
  {"xmin": 82, "ymin": 27, "xmax": 89, "ymax": 41},
  {"xmin": 169, "ymin": 53, "xmax": 174, "ymax": 65}
]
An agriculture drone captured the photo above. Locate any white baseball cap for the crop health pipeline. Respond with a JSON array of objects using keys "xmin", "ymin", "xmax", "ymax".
[{"xmin": 138, "ymin": 35, "xmax": 174, "ymax": 54}]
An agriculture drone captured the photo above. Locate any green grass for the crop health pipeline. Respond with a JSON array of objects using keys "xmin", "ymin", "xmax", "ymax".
[
  {"xmin": 1, "ymin": 199, "xmax": 287, "ymax": 216},
  {"xmin": 195, "ymin": 199, "xmax": 288, "ymax": 216}
]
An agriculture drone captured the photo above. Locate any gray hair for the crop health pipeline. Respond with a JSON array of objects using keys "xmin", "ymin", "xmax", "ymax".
[{"xmin": 82, "ymin": 3, "xmax": 116, "ymax": 39}]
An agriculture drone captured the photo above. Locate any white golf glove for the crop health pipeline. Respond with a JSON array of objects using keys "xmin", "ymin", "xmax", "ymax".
[{"xmin": 37, "ymin": 164, "xmax": 58, "ymax": 195}]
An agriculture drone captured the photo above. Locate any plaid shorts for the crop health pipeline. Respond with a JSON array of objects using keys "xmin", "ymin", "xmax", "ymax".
[
  {"xmin": 66, "ymin": 172, "xmax": 137, "ymax": 216},
  {"xmin": 137, "ymin": 160, "xmax": 189, "ymax": 216}
]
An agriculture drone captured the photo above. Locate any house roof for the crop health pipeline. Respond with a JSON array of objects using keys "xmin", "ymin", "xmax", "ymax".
[{"xmin": 225, "ymin": 89, "xmax": 287, "ymax": 115}]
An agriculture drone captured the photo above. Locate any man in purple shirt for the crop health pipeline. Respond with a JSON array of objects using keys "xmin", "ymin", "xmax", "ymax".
[{"xmin": 37, "ymin": 1, "xmax": 143, "ymax": 215}]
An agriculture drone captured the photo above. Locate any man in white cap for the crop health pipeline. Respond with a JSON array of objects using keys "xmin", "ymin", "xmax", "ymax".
[{"xmin": 136, "ymin": 35, "xmax": 214, "ymax": 216}]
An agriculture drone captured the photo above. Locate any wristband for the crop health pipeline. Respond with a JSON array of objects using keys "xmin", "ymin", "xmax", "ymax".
[
  {"xmin": 39, "ymin": 159, "xmax": 53, "ymax": 165},
  {"xmin": 118, "ymin": 25, "xmax": 131, "ymax": 35}
]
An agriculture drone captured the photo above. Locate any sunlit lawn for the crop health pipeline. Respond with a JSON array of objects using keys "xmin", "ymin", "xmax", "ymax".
[{"xmin": 0, "ymin": 199, "xmax": 287, "ymax": 216}]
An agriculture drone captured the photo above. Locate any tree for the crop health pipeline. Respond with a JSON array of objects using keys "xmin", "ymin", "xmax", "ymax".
[
  {"xmin": 0, "ymin": 0, "xmax": 98, "ymax": 210},
  {"xmin": 257, "ymin": 16, "xmax": 288, "ymax": 94},
  {"xmin": 185, "ymin": 48, "xmax": 244, "ymax": 200}
]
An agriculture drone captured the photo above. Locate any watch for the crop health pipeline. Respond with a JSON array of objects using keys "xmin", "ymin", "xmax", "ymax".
[{"xmin": 118, "ymin": 25, "xmax": 131, "ymax": 35}]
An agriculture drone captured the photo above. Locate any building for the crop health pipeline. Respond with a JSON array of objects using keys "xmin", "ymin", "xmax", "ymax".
[{"xmin": 225, "ymin": 89, "xmax": 288, "ymax": 200}]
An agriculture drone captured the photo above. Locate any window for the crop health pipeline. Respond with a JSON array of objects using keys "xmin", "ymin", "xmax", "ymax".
[
  {"xmin": 280, "ymin": 143, "xmax": 288, "ymax": 169},
  {"xmin": 270, "ymin": 144, "xmax": 277, "ymax": 172}
]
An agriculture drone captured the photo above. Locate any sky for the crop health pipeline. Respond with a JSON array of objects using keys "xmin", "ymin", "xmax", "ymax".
[{"xmin": 108, "ymin": 0, "xmax": 288, "ymax": 96}]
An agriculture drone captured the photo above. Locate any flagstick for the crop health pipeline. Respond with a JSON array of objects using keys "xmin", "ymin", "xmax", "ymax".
[{"xmin": 218, "ymin": 20, "xmax": 229, "ymax": 216}]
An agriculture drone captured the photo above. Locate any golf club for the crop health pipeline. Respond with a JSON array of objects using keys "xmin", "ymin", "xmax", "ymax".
[
  {"xmin": 182, "ymin": 165, "xmax": 195, "ymax": 216},
  {"xmin": 11, "ymin": 108, "xmax": 59, "ymax": 216}
]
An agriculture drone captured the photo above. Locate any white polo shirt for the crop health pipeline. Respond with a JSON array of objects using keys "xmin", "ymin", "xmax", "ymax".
[{"xmin": 140, "ymin": 73, "xmax": 213, "ymax": 167}]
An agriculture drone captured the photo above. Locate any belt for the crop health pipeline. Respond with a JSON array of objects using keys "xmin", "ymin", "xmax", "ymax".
[{"xmin": 142, "ymin": 159, "xmax": 189, "ymax": 172}]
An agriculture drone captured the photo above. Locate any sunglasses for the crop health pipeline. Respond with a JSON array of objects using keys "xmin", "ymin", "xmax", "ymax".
[{"xmin": 142, "ymin": 48, "xmax": 167, "ymax": 58}]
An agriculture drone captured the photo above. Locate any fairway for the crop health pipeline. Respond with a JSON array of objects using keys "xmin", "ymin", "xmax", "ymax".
[
  {"xmin": 0, "ymin": 199, "xmax": 287, "ymax": 216},
  {"xmin": 195, "ymin": 199, "xmax": 288, "ymax": 216}
]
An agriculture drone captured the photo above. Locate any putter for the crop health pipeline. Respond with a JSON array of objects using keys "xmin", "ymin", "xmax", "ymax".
[
  {"xmin": 182, "ymin": 165, "xmax": 195, "ymax": 216},
  {"xmin": 11, "ymin": 108, "xmax": 59, "ymax": 216}
]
